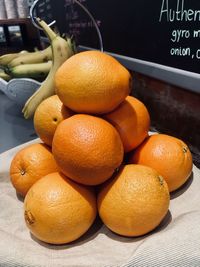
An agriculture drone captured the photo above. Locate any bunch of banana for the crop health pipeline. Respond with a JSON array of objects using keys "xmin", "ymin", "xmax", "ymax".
[
  {"xmin": 22, "ymin": 18, "xmax": 75, "ymax": 119},
  {"xmin": 8, "ymin": 46, "xmax": 52, "ymax": 67},
  {"xmin": 9, "ymin": 61, "xmax": 52, "ymax": 80},
  {"xmin": 0, "ymin": 50, "xmax": 28, "ymax": 66},
  {"xmin": 0, "ymin": 46, "xmax": 53, "ymax": 81}
]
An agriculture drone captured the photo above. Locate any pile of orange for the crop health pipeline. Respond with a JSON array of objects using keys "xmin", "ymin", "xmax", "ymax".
[{"xmin": 9, "ymin": 50, "xmax": 193, "ymax": 245}]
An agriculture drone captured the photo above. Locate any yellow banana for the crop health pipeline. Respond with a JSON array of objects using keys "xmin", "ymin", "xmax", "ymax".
[
  {"xmin": 22, "ymin": 18, "xmax": 75, "ymax": 119},
  {"xmin": 9, "ymin": 46, "xmax": 52, "ymax": 68},
  {"xmin": 9, "ymin": 61, "xmax": 52, "ymax": 79},
  {"xmin": 0, "ymin": 69, "xmax": 11, "ymax": 81},
  {"xmin": 0, "ymin": 50, "xmax": 27, "ymax": 66}
]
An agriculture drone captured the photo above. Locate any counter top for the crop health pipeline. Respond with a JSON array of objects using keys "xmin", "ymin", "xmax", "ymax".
[{"xmin": 0, "ymin": 93, "xmax": 37, "ymax": 154}]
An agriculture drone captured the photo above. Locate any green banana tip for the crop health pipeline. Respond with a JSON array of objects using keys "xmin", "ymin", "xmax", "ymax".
[
  {"xmin": 35, "ymin": 17, "xmax": 42, "ymax": 23},
  {"xmin": 23, "ymin": 111, "xmax": 30, "ymax": 120}
]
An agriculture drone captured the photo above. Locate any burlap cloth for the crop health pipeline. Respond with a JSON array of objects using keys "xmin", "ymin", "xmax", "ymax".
[{"xmin": 0, "ymin": 139, "xmax": 200, "ymax": 267}]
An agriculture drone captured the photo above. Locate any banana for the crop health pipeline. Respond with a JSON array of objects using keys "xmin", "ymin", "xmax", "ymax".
[
  {"xmin": 0, "ymin": 69, "xmax": 11, "ymax": 81},
  {"xmin": 9, "ymin": 61, "xmax": 52, "ymax": 79},
  {"xmin": 22, "ymin": 18, "xmax": 75, "ymax": 119},
  {"xmin": 9, "ymin": 46, "xmax": 52, "ymax": 68},
  {"xmin": 0, "ymin": 50, "xmax": 28, "ymax": 66}
]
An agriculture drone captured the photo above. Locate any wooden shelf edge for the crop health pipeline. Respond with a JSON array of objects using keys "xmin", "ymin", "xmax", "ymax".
[{"xmin": 0, "ymin": 18, "xmax": 31, "ymax": 25}]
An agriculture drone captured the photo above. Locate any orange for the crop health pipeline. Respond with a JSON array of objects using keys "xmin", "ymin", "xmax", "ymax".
[
  {"xmin": 52, "ymin": 114, "xmax": 124, "ymax": 185},
  {"xmin": 24, "ymin": 172, "xmax": 97, "ymax": 244},
  {"xmin": 10, "ymin": 143, "xmax": 59, "ymax": 197},
  {"xmin": 55, "ymin": 50, "xmax": 132, "ymax": 114},
  {"xmin": 104, "ymin": 95, "xmax": 150, "ymax": 152},
  {"xmin": 129, "ymin": 134, "xmax": 193, "ymax": 192},
  {"xmin": 97, "ymin": 164, "xmax": 170, "ymax": 237},
  {"xmin": 33, "ymin": 95, "xmax": 72, "ymax": 146}
]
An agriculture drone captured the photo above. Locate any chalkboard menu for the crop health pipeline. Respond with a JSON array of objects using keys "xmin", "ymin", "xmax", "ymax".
[{"xmin": 36, "ymin": 0, "xmax": 200, "ymax": 92}]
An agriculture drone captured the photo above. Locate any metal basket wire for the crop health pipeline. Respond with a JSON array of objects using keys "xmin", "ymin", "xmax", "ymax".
[{"xmin": 29, "ymin": 0, "xmax": 104, "ymax": 51}]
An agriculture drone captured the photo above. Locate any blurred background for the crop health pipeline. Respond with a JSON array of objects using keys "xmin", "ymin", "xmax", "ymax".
[{"xmin": 0, "ymin": 0, "xmax": 41, "ymax": 55}]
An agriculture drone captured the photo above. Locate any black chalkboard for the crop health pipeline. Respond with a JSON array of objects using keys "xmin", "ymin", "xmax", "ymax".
[{"xmin": 36, "ymin": 0, "xmax": 200, "ymax": 92}]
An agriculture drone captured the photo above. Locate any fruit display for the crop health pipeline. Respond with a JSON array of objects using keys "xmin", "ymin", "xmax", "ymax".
[{"xmin": 8, "ymin": 31, "xmax": 193, "ymax": 246}]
